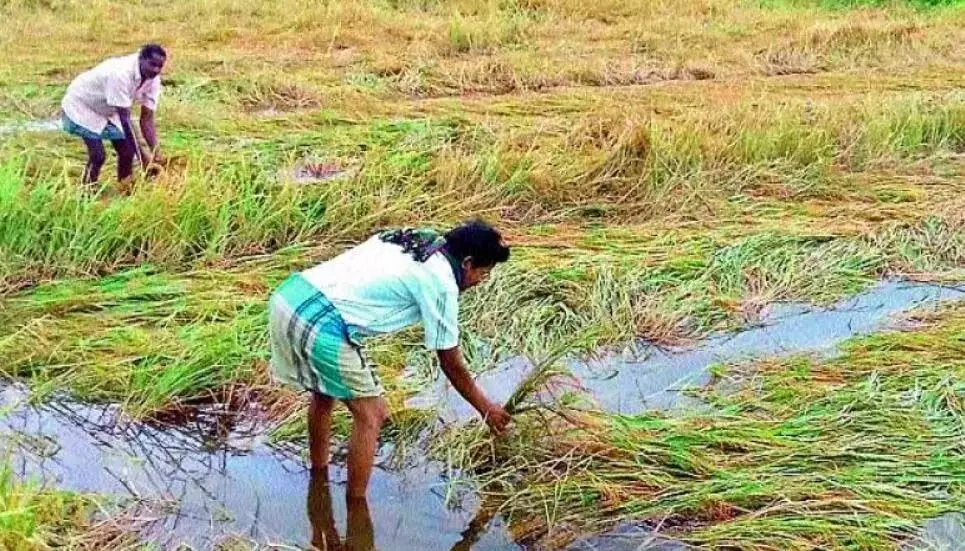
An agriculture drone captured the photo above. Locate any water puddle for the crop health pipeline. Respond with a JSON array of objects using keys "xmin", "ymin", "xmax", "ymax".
[
  {"xmin": 0, "ymin": 384, "xmax": 519, "ymax": 550},
  {"xmin": 0, "ymin": 118, "xmax": 61, "ymax": 136},
  {"xmin": 413, "ymin": 280, "xmax": 965, "ymax": 420},
  {"xmin": 2, "ymin": 280, "xmax": 962, "ymax": 549},
  {"xmin": 906, "ymin": 513, "xmax": 965, "ymax": 551}
]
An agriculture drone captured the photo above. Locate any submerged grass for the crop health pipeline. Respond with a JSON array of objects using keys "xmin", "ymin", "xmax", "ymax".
[
  {"xmin": 442, "ymin": 302, "xmax": 965, "ymax": 549},
  {"xmin": 0, "ymin": 461, "xmax": 143, "ymax": 550},
  {"xmin": 0, "ymin": 0, "xmax": 963, "ymax": 548}
]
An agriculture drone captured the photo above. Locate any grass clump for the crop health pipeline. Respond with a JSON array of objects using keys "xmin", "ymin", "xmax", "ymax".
[
  {"xmin": 0, "ymin": 266, "xmax": 279, "ymax": 417},
  {"xmin": 0, "ymin": 462, "xmax": 142, "ymax": 550},
  {"xmin": 0, "ymin": 467, "xmax": 86, "ymax": 550},
  {"xmin": 444, "ymin": 302, "xmax": 965, "ymax": 549}
]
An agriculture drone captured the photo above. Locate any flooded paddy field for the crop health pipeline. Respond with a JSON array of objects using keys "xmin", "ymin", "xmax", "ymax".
[
  {"xmin": 2, "ymin": 280, "xmax": 962, "ymax": 549},
  {"xmin": 2, "ymin": 0, "xmax": 965, "ymax": 549}
]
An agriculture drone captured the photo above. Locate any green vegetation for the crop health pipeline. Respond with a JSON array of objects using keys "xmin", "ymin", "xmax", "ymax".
[
  {"xmin": 0, "ymin": 0, "xmax": 963, "ymax": 547},
  {"xmin": 445, "ymin": 303, "xmax": 965, "ymax": 549},
  {"xmin": 0, "ymin": 463, "xmax": 141, "ymax": 550}
]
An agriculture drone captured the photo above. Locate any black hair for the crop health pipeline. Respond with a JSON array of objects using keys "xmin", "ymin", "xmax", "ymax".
[
  {"xmin": 140, "ymin": 44, "xmax": 167, "ymax": 59},
  {"xmin": 443, "ymin": 219, "xmax": 510, "ymax": 268}
]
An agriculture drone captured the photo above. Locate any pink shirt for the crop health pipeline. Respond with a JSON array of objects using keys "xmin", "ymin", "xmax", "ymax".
[{"xmin": 61, "ymin": 53, "xmax": 161, "ymax": 135}]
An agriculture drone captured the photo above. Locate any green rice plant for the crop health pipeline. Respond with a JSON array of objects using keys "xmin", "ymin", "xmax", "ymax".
[
  {"xmin": 0, "ymin": 266, "xmax": 276, "ymax": 417},
  {"xmin": 448, "ymin": 303, "xmax": 965, "ymax": 549},
  {"xmin": 0, "ymin": 461, "xmax": 143, "ymax": 550}
]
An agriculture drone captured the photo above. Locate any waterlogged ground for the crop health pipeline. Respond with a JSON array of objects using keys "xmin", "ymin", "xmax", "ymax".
[
  {"xmin": 1, "ymin": 0, "xmax": 965, "ymax": 548},
  {"xmin": 414, "ymin": 280, "xmax": 965, "ymax": 418},
  {"xmin": 0, "ymin": 384, "xmax": 518, "ymax": 550},
  {"xmin": 1, "ymin": 281, "xmax": 962, "ymax": 549}
]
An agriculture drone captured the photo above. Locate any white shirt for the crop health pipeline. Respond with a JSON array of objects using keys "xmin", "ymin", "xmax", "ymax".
[
  {"xmin": 61, "ymin": 53, "xmax": 162, "ymax": 135},
  {"xmin": 302, "ymin": 236, "xmax": 461, "ymax": 350}
]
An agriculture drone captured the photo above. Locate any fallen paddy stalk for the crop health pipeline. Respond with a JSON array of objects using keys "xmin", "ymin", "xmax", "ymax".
[{"xmin": 440, "ymin": 304, "xmax": 965, "ymax": 549}]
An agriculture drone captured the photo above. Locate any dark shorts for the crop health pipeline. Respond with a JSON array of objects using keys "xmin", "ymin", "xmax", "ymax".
[{"xmin": 62, "ymin": 114, "xmax": 125, "ymax": 141}]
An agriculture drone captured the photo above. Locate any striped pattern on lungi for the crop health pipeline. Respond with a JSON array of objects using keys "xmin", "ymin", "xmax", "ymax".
[{"xmin": 268, "ymin": 274, "xmax": 383, "ymax": 400}]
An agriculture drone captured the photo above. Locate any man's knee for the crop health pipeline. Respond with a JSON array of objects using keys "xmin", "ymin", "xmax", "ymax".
[
  {"xmin": 353, "ymin": 399, "xmax": 389, "ymax": 431},
  {"xmin": 310, "ymin": 391, "xmax": 336, "ymax": 416}
]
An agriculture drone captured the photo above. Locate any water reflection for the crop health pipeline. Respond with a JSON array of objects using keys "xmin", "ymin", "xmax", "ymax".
[
  {"xmin": 307, "ymin": 469, "xmax": 375, "ymax": 551},
  {"xmin": 306, "ymin": 467, "xmax": 501, "ymax": 551},
  {"xmin": 0, "ymin": 382, "xmax": 521, "ymax": 550}
]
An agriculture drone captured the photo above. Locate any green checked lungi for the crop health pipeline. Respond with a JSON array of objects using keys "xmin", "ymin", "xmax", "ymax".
[{"xmin": 269, "ymin": 274, "xmax": 383, "ymax": 400}]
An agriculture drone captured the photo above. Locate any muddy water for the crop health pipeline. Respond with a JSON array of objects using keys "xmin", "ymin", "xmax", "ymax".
[
  {"xmin": 2, "ymin": 280, "xmax": 963, "ymax": 550},
  {"xmin": 414, "ymin": 281, "xmax": 965, "ymax": 421},
  {"xmin": 0, "ymin": 384, "xmax": 518, "ymax": 550}
]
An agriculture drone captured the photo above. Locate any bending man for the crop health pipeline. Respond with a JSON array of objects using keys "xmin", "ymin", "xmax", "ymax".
[
  {"xmin": 61, "ymin": 44, "xmax": 166, "ymax": 187},
  {"xmin": 269, "ymin": 220, "xmax": 512, "ymax": 497}
]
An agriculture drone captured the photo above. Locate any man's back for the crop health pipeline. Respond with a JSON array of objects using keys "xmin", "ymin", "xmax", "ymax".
[
  {"xmin": 301, "ymin": 235, "xmax": 460, "ymax": 350},
  {"xmin": 62, "ymin": 53, "xmax": 160, "ymax": 135}
]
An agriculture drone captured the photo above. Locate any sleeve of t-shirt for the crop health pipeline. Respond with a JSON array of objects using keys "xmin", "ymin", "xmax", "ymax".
[
  {"xmin": 138, "ymin": 78, "xmax": 161, "ymax": 111},
  {"xmin": 105, "ymin": 69, "xmax": 133, "ymax": 109},
  {"xmin": 411, "ymin": 274, "xmax": 460, "ymax": 351}
]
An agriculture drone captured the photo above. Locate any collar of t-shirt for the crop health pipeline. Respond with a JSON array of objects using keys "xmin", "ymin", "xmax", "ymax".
[{"xmin": 441, "ymin": 249, "xmax": 464, "ymax": 289}]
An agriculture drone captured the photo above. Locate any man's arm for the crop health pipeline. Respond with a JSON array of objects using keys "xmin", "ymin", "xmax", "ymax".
[
  {"xmin": 116, "ymin": 107, "xmax": 146, "ymax": 167},
  {"xmin": 139, "ymin": 107, "xmax": 160, "ymax": 163},
  {"xmin": 437, "ymin": 347, "xmax": 511, "ymax": 435}
]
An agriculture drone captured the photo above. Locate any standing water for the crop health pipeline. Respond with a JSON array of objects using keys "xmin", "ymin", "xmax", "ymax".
[
  {"xmin": 2, "ymin": 280, "xmax": 963, "ymax": 549},
  {"xmin": 0, "ymin": 382, "xmax": 518, "ymax": 550},
  {"xmin": 413, "ymin": 280, "xmax": 965, "ymax": 420},
  {"xmin": 0, "ymin": 118, "xmax": 61, "ymax": 136}
]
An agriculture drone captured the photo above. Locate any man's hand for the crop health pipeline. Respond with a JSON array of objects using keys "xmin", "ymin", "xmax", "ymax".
[
  {"xmin": 145, "ymin": 150, "xmax": 165, "ymax": 179},
  {"xmin": 437, "ymin": 347, "xmax": 513, "ymax": 437},
  {"xmin": 481, "ymin": 401, "xmax": 511, "ymax": 436}
]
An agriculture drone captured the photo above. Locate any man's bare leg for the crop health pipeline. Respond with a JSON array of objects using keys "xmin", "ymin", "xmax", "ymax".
[
  {"xmin": 111, "ymin": 138, "xmax": 136, "ymax": 193},
  {"xmin": 345, "ymin": 496, "xmax": 375, "ymax": 551},
  {"xmin": 81, "ymin": 138, "xmax": 106, "ymax": 185},
  {"xmin": 308, "ymin": 392, "xmax": 336, "ymax": 470},
  {"xmin": 343, "ymin": 396, "xmax": 389, "ymax": 498}
]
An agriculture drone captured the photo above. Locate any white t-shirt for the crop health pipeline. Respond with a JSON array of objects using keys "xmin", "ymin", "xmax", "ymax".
[
  {"xmin": 301, "ymin": 236, "xmax": 461, "ymax": 350},
  {"xmin": 61, "ymin": 53, "xmax": 162, "ymax": 135}
]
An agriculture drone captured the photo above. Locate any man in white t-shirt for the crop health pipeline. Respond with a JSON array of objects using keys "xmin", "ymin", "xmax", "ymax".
[
  {"xmin": 61, "ymin": 44, "xmax": 166, "ymax": 187},
  {"xmin": 269, "ymin": 220, "xmax": 512, "ymax": 497}
]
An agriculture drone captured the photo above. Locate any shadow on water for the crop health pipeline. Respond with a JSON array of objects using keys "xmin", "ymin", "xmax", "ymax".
[{"xmin": 1, "ymin": 280, "xmax": 963, "ymax": 550}]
